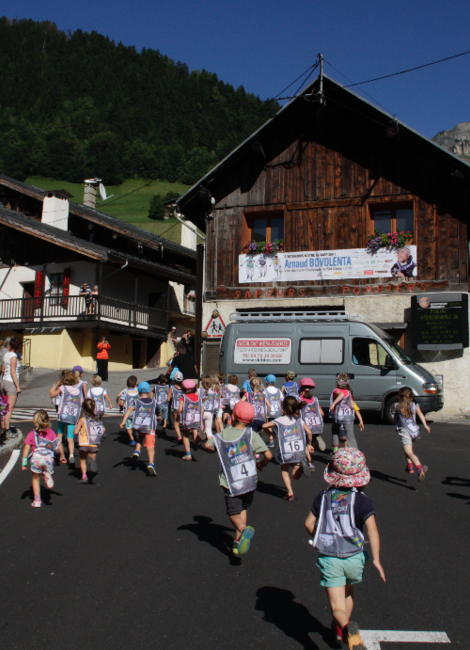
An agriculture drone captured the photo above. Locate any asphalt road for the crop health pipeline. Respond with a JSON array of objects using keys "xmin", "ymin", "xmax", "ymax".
[{"xmin": 0, "ymin": 417, "xmax": 468, "ymax": 650}]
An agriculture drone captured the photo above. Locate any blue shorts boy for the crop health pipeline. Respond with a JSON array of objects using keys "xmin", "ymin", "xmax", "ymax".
[
  {"xmin": 316, "ymin": 551, "xmax": 366, "ymax": 587},
  {"xmin": 158, "ymin": 404, "xmax": 169, "ymax": 421},
  {"xmin": 57, "ymin": 421, "xmax": 75, "ymax": 439}
]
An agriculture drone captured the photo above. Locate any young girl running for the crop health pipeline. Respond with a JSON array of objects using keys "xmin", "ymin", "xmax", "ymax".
[
  {"xmin": 73, "ymin": 366, "xmax": 88, "ymax": 399},
  {"xmin": 220, "ymin": 374, "xmax": 241, "ymax": 427},
  {"xmin": 177, "ymin": 379, "xmax": 203, "ymax": 461},
  {"xmin": 282, "ymin": 371, "xmax": 299, "ymax": 397},
  {"xmin": 210, "ymin": 374, "xmax": 223, "ymax": 433},
  {"xmin": 50, "ymin": 370, "xmax": 66, "ymax": 413},
  {"xmin": 120, "ymin": 382, "xmax": 158, "ymax": 476},
  {"xmin": 168, "ymin": 372, "xmax": 184, "ymax": 443},
  {"xmin": 87, "ymin": 374, "xmax": 112, "ymax": 418},
  {"xmin": 22, "ymin": 410, "xmax": 63, "ymax": 507},
  {"xmin": 330, "ymin": 374, "xmax": 364, "ymax": 452},
  {"xmin": 200, "ymin": 376, "xmax": 218, "ymax": 439},
  {"xmin": 244, "ymin": 377, "xmax": 270, "ymax": 436},
  {"xmin": 262, "ymin": 396, "xmax": 314, "ymax": 501},
  {"xmin": 264, "ymin": 374, "xmax": 282, "ymax": 448},
  {"xmin": 74, "ymin": 399, "xmax": 105, "ymax": 484},
  {"xmin": 50, "ymin": 370, "xmax": 83, "ymax": 465},
  {"xmin": 215, "ymin": 372, "xmax": 226, "ymax": 432},
  {"xmin": 154, "ymin": 374, "xmax": 170, "ymax": 433},
  {"xmin": 299, "ymin": 377, "xmax": 326, "ymax": 452},
  {"xmin": 117, "ymin": 375, "xmax": 139, "ymax": 446},
  {"xmin": 393, "ymin": 386, "xmax": 430, "ymax": 481}
]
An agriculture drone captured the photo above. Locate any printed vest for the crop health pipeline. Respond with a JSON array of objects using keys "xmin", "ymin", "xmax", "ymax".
[
  {"xmin": 181, "ymin": 395, "xmax": 203, "ymax": 428},
  {"xmin": 125, "ymin": 389, "xmax": 139, "ymax": 411},
  {"xmin": 32, "ymin": 432, "xmax": 59, "ymax": 458},
  {"xmin": 313, "ymin": 489, "xmax": 365, "ymax": 558},
  {"xmin": 276, "ymin": 417, "xmax": 306, "ymax": 464},
  {"xmin": 283, "ymin": 382, "xmax": 299, "ymax": 397},
  {"xmin": 200, "ymin": 388, "xmax": 217, "ymax": 413},
  {"xmin": 155, "ymin": 384, "xmax": 169, "ymax": 407},
  {"xmin": 213, "ymin": 428, "xmax": 258, "ymax": 496},
  {"xmin": 221, "ymin": 386, "xmax": 240, "ymax": 409},
  {"xmin": 58, "ymin": 386, "xmax": 82, "ymax": 425},
  {"xmin": 91, "ymin": 389, "xmax": 105, "ymax": 418},
  {"xmin": 84, "ymin": 417, "xmax": 105, "ymax": 445},
  {"xmin": 266, "ymin": 388, "xmax": 282, "ymax": 418},
  {"xmin": 133, "ymin": 399, "xmax": 157, "ymax": 434},
  {"xmin": 395, "ymin": 402, "xmax": 420, "ymax": 439},
  {"xmin": 301, "ymin": 398, "xmax": 324, "ymax": 434},
  {"xmin": 330, "ymin": 391, "xmax": 355, "ymax": 424},
  {"xmin": 171, "ymin": 386, "xmax": 183, "ymax": 411},
  {"xmin": 247, "ymin": 391, "xmax": 267, "ymax": 422}
]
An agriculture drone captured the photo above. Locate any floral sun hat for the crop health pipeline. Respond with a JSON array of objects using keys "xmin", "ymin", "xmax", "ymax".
[{"xmin": 324, "ymin": 448, "xmax": 370, "ymax": 489}]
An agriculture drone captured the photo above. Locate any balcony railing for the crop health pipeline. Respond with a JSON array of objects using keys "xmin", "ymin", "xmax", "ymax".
[{"xmin": 0, "ymin": 295, "xmax": 167, "ymax": 332}]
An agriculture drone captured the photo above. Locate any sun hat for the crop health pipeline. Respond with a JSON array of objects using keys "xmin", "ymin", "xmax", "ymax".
[
  {"xmin": 138, "ymin": 381, "xmax": 151, "ymax": 393},
  {"xmin": 265, "ymin": 374, "xmax": 276, "ymax": 384},
  {"xmin": 324, "ymin": 448, "xmax": 370, "ymax": 489},
  {"xmin": 173, "ymin": 371, "xmax": 184, "ymax": 382},
  {"xmin": 232, "ymin": 401, "xmax": 255, "ymax": 425},
  {"xmin": 171, "ymin": 326, "xmax": 176, "ymax": 330},
  {"xmin": 72, "ymin": 365, "xmax": 83, "ymax": 373},
  {"xmin": 299, "ymin": 377, "xmax": 315, "ymax": 388},
  {"xmin": 286, "ymin": 370, "xmax": 296, "ymax": 379},
  {"xmin": 182, "ymin": 378, "xmax": 196, "ymax": 390}
]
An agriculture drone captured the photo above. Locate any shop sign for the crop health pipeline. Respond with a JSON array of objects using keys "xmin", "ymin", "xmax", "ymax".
[
  {"xmin": 234, "ymin": 338, "xmax": 292, "ymax": 364},
  {"xmin": 410, "ymin": 293, "xmax": 469, "ymax": 350}
]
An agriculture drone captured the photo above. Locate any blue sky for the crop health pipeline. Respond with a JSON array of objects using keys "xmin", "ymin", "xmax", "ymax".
[{"xmin": 7, "ymin": 0, "xmax": 470, "ymax": 138}]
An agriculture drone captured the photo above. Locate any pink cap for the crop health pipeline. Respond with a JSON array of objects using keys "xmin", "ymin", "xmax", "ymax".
[
  {"xmin": 232, "ymin": 401, "xmax": 255, "ymax": 424},
  {"xmin": 299, "ymin": 377, "xmax": 315, "ymax": 388},
  {"xmin": 182, "ymin": 379, "xmax": 196, "ymax": 390}
]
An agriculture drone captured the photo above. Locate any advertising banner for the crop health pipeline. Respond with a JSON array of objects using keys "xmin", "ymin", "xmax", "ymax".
[
  {"xmin": 238, "ymin": 246, "xmax": 418, "ymax": 284},
  {"xmin": 234, "ymin": 338, "xmax": 292, "ymax": 364}
]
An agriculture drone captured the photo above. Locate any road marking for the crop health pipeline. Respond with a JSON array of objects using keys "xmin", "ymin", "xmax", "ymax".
[
  {"xmin": 361, "ymin": 630, "xmax": 451, "ymax": 649},
  {"xmin": 0, "ymin": 449, "xmax": 21, "ymax": 486}
]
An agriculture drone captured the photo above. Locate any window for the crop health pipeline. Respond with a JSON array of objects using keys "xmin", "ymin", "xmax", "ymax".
[
  {"xmin": 352, "ymin": 338, "xmax": 389, "ymax": 367},
  {"xmin": 371, "ymin": 205, "xmax": 414, "ymax": 237},
  {"xmin": 50, "ymin": 272, "xmax": 65, "ymax": 306},
  {"xmin": 246, "ymin": 212, "xmax": 284, "ymax": 244},
  {"xmin": 299, "ymin": 338, "xmax": 344, "ymax": 364}
]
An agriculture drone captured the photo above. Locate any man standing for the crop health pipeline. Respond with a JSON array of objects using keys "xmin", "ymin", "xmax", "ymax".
[{"xmin": 167, "ymin": 344, "xmax": 198, "ymax": 380}]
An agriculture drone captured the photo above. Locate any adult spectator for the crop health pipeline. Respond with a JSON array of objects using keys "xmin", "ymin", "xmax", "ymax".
[
  {"xmin": 80, "ymin": 282, "xmax": 93, "ymax": 316},
  {"xmin": 167, "ymin": 344, "xmax": 198, "ymax": 380},
  {"xmin": 96, "ymin": 336, "xmax": 111, "ymax": 381},
  {"xmin": 1, "ymin": 336, "xmax": 22, "ymax": 437}
]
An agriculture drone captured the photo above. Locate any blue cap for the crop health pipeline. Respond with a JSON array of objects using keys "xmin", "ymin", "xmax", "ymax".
[
  {"xmin": 138, "ymin": 381, "xmax": 151, "ymax": 393},
  {"xmin": 265, "ymin": 374, "xmax": 276, "ymax": 384}
]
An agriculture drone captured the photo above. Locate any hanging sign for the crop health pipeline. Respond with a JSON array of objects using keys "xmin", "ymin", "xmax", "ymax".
[
  {"xmin": 410, "ymin": 293, "xmax": 469, "ymax": 350},
  {"xmin": 204, "ymin": 313, "xmax": 226, "ymax": 339},
  {"xmin": 234, "ymin": 338, "xmax": 292, "ymax": 364},
  {"xmin": 238, "ymin": 246, "xmax": 418, "ymax": 283}
]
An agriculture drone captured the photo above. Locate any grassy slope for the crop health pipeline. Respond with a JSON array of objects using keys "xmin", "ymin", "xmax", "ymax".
[{"xmin": 26, "ymin": 176, "xmax": 192, "ymax": 244}]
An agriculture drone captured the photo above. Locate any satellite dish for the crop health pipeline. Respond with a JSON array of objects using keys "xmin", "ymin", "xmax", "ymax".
[{"xmin": 99, "ymin": 183, "xmax": 107, "ymax": 201}]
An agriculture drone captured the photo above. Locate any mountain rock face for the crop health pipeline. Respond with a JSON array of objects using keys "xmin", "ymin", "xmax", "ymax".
[{"xmin": 433, "ymin": 122, "xmax": 470, "ymax": 156}]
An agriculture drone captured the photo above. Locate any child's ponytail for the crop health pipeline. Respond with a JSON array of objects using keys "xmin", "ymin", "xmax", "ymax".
[
  {"xmin": 397, "ymin": 386, "xmax": 413, "ymax": 419},
  {"xmin": 282, "ymin": 396, "xmax": 302, "ymax": 417}
]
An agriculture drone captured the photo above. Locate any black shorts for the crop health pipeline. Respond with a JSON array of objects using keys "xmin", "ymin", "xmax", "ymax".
[{"xmin": 223, "ymin": 488, "xmax": 255, "ymax": 516}]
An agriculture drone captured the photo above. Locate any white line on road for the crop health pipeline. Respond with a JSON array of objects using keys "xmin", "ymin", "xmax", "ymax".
[
  {"xmin": 0, "ymin": 449, "xmax": 20, "ymax": 486},
  {"xmin": 361, "ymin": 630, "xmax": 451, "ymax": 649}
]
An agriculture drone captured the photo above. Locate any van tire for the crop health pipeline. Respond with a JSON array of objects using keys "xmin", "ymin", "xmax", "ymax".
[{"xmin": 384, "ymin": 395, "xmax": 398, "ymax": 425}]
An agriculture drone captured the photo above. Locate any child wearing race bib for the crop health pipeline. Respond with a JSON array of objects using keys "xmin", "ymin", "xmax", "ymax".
[
  {"xmin": 242, "ymin": 377, "xmax": 270, "ymax": 434},
  {"xmin": 50, "ymin": 370, "xmax": 66, "ymax": 413},
  {"xmin": 215, "ymin": 372, "xmax": 226, "ymax": 432},
  {"xmin": 242, "ymin": 369, "xmax": 257, "ymax": 395},
  {"xmin": 304, "ymin": 448, "xmax": 385, "ymax": 649},
  {"xmin": 282, "ymin": 371, "xmax": 300, "ymax": 397},
  {"xmin": 22, "ymin": 410, "xmax": 63, "ymax": 507},
  {"xmin": 168, "ymin": 372, "xmax": 184, "ymax": 443},
  {"xmin": 177, "ymin": 379, "xmax": 203, "ymax": 461},
  {"xmin": 120, "ymin": 382, "xmax": 158, "ymax": 476},
  {"xmin": 117, "ymin": 375, "xmax": 139, "ymax": 446},
  {"xmin": 211, "ymin": 374, "xmax": 223, "ymax": 433},
  {"xmin": 73, "ymin": 365, "xmax": 88, "ymax": 400},
  {"xmin": 221, "ymin": 374, "xmax": 241, "ymax": 428},
  {"xmin": 154, "ymin": 374, "xmax": 170, "ymax": 434},
  {"xmin": 299, "ymin": 377, "xmax": 326, "ymax": 454},
  {"xmin": 393, "ymin": 386, "xmax": 430, "ymax": 481},
  {"xmin": 87, "ymin": 374, "xmax": 112, "ymax": 419},
  {"xmin": 264, "ymin": 374, "xmax": 282, "ymax": 448},
  {"xmin": 262, "ymin": 396, "xmax": 314, "ymax": 502},
  {"xmin": 74, "ymin": 398, "xmax": 105, "ymax": 484},
  {"xmin": 205, "ymin": 401, "xmax": 272, "ymax": 556},
  {"xmin": 50, "ymin": 370, "xmax": 82, "ymax": 465},
  {"xmin": 330, "ymin": 374, "xmax": 364, "ymax": 452},
  {"xmin": 200, "ymin": 376, "xmax": 217, "ymax": 439}
]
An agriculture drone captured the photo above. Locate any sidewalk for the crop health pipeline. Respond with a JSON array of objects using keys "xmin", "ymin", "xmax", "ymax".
[{"xmin": 18, "ymin": 367, "xmax": 168, "ymax": 408}]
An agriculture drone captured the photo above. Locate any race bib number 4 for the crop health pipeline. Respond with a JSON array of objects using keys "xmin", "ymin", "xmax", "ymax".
[{"xmin": 231, "ymin": 459, "xmax": 256, "ymax": 481}]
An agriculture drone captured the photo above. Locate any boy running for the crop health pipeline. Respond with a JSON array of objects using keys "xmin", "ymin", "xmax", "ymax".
[{"xmin": 120, "ymin": 382, "xmax": 157, "ymax": 476}]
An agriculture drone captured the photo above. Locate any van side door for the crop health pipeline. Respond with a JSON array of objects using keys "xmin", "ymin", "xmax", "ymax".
[{"xmin": 349, "ymin": 336, "xmax": 397, "ymax": 409}]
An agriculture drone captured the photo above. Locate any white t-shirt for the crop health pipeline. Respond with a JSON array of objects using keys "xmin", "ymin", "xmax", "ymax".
[
  {"xmin": 88, "ymin": 387, "xmax": 107, "ymax": 399},
  {"xmin": 2, "ymin": 351, "xmax": 17, "ymax": 382}
]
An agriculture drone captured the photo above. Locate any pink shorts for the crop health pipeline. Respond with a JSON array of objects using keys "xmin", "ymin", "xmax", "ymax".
[{"xmin": 30, "ymin": 453, "xmax": 54, "ymax": 474}]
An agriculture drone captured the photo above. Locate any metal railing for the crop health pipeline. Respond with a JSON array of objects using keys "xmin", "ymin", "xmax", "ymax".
[{"xmin": 0, "ymin": 295, "xmax": 167, "ymax": 332}]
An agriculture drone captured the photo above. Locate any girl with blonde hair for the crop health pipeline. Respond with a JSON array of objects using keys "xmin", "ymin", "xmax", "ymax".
[{"xmin": 393, "ymin": 386, "xmax": 430, "ymax": 481}]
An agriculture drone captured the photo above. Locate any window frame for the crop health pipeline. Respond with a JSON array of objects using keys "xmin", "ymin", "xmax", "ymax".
[
  {"xmin": 298, "ymin": 337, "xmax": 345, "ymax": 365},
  {"xmin": 367, "ymin": 201, "xmax": 415, "ymax": 244},
  {"xmin": 242, "ymin": 210, "xmax": 285, "ymax": 248}
]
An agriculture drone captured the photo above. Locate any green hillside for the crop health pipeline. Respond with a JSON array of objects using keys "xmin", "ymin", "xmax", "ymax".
[{"xmin": 27, "ymin": 176, "xmax": 192, "ymax": 244}]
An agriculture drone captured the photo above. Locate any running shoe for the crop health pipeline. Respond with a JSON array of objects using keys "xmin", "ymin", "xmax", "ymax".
[
  {"xmin": 147, "ymin": 463, "xmax": 157, "ymax": 476},
  {"xmin": 405, "ymin": 464, "xmax": 415, "ymax": 474},
  {"xmin": 42, "ymin": 470, "xmax": 54, "ymax": 489},
  {"xmin": 309, "ymin": 463, "xmax": 315, "ymax": 472},
  {"xmin": 232, "ymin": 541, "xmax": 240, "ymax": 556},
  {"xmin": 68, "ymin": 455, "xmax": 74, "ymax": 465},
  {"xmin": 283, "ymin": 494, "xmax": 296, "ymax": 501},
  {"xmin": 88, "ymin": 458, "xmax": 98, "ymax": 474},
  {"xmin": 129, "ymin": 440, "xmax": 136, "ymax": 447},
  {"xmin": 267, "ymin": 442, "xmax": 275, "ymax": 449},
  {"xmin": 418, "ymin": 465, "xmax": 428, "ymax": 481},
  {"xmin": 316, "ymin": 435, "xmax": 326, "ymax": 452},
  {"xmin": 31, "ymin": 500, "xmax": 42, "ymax": 508},
  {"xmin": 345, "ymin": 621, "xmax": 366, "ymax": 650},
  {"xmin": 331, "ymin": 620, "xmax": 343, "ymax": 644},
  {"xmin": 237, "ymin": 526, "xmax": 255, "ymax": 555},
  {"xmin": 182, "ymin": 453, "xmax": 192, "ymax": 461},
  {"xmin": 80, "ymin": 476, "xmax": 89, "ymax": 484},
  {"xmin": 132, "ymin": 451, "xmax": 140, "ymax": 459},
  {"xmin": 301, "ymin": 460, "xmax": 310, "ymax": 478}
]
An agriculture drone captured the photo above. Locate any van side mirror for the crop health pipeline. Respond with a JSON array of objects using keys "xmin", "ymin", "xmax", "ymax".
[{"xmin": 384, "ymin": 354, "xmax": 396, "ymax": 370}]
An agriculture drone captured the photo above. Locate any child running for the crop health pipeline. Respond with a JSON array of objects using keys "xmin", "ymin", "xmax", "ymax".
[
  {"xmin": 282, "ymin": 371, "xmax": 300, "ymax": 397},
  {"xmin": 121, "ymin": 381, "xmax": 157, "ymax": 475},
  {"xmin": 244, "ymin": 377, "xmax": 270, "ymax": 434},
  {"xmin": 242, "ymin": 368, "xmax": 257, "ymax": 394},
  {"xmin": 200, "ymin": 376, "xmax": 218, "ymax": 439},
  {"xmin": 220, "ymin": 374, "xmax": 241, "ymax": 427},
  {"xmin": 210, "ymin": 374, "xmax": 223, "ymax": 433},
  {"xmin": 50, "ymin": 370, "xmax": 66, "ymax": 413},
  {"xmin": 177, "ymin": 379, "xmax": 203, "ymax": 461},
  {"xmin": 329, "ymin": 374, "xmax": 364, "ymax": 452},
  {"xmin": 262, "ymin": 396, "xmax": 313, "ymax": 501},
  {"xmin": 264, "ymin": 374, "xmax": 282, "ymax": 448},
  {"xmin": 87, "ymin": 374, "xmax": 112, "ymax": 418},
  {"xmin": 73, "ymin": 365, "xmax": 88, "ymax": 399},
  {"xmin": 168, "ymin": 372, "xmax": 184, "ymax": 443},
  {"xmin": 117, "ymin": 375, "xmax": 139, "ymax": 446},
  {"xmin": 50, "ymin": 369, "xmax": 83, "ymax": 465},
  {"xmin": 154, "ymin": 374, "xmax": 170, "ymax": 434},
  {"xmin": 299, "ymin": 377, "xmax": 326, "ymax": 452},
  {"xmin": 205, "ymin": 401, "xmax": 272, "ymax": 556},
  {"xmin": 215, "ymin": 372, "xmax": 226, "ymax": 432},
  {"xmin": 304, "ymin": 448, "xmax": 386, "ymax": 649},
  {"xmin": 393, "ymin": 386, "xmax": 430, "ymax": 481},
  {"xmin": 22, "ymin": 410, "xmax": 63, "ymax": 507},
  {"xmin": 74, "ymin": 398, "xmax": 105, "ymax": 484}
]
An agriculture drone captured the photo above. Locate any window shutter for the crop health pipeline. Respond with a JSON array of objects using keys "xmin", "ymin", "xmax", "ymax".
[
  {"xmin": 34, "ymin": 271, "xmax": 44, "ymax": 307},
  {"xmin": 62, "ymin": 269, "xmax": 71, "ymax": 308}
]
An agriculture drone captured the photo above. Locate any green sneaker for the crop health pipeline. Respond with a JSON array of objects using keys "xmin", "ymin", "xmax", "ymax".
[{"xmin": 237, "ymin": 526, "xmax": 255, "ymax": 555}]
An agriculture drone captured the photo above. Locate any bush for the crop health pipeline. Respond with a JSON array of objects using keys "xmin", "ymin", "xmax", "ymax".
[{"xmin": 148, "ymin": 194, "xmax": 165, "ymax": 221}]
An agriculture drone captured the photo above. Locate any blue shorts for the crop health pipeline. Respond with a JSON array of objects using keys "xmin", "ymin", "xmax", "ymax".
[
  {"xmin": 125, "ymin": 418, "xmax": 134, "ymax": 430},
  {"xmin": 57, "ymin": 421, "xmax": 75, "ymax": 439},
  {"xmin": 316, "ymin": 551, "xmax": 366, "ymax": 587},
  {"xmin": 158, "ymin": 405, "xmax": 169, "ymax": 420}
]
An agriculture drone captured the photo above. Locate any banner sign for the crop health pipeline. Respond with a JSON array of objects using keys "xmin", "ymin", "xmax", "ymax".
[
  {"xmin": 234, "ymin": 338, "xmax": 292, "ymax": 364},
  {"xmin": 410, "ymin": 293, "xmax": 469, "ymax": 350},
  {"xmin": 239, "ymin": 246, "xmax": 418, "ymax": 283}
]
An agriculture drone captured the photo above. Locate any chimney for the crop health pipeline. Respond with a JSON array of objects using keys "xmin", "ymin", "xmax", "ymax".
[
  {"xmin": 41, "ymin": 189, "xmax": 72, "ymax": 231},
  {"xmin": 83, "ymin": 178, "xmax": 101, "ymax": 208}
]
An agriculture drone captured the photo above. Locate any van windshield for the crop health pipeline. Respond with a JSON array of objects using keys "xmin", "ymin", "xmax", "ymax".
[{"xmin": 382, "ymin": 336, "xmax": 412, "ymax": 363}]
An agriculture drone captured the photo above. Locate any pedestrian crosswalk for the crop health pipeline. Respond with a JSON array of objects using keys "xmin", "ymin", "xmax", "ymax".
[{"xmin": 11, "ymin": 407, "xmax": 123, "ymax": 422}]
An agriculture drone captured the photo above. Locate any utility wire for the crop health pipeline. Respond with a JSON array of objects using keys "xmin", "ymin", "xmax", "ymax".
[
  {"xmin": 292, "ymin": 62, "xmax": 319, "ymax": 97},
  {"xmin": 272, "ymin": 62, "xmax": 318, "ymax": 100},
  {"xmin": 94, "ymin": 182, "xmax": 151, "ymax": 209}
]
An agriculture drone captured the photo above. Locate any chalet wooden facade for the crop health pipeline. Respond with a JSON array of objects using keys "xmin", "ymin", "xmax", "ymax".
[{"xmin": 177, "ymin": 74, "xmax": 470, "ymax": 415}]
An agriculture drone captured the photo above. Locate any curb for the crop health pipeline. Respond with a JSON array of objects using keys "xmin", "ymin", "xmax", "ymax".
[{"xmin": 0, "ymin": 430, "xmax": 24, "ymax": 457}]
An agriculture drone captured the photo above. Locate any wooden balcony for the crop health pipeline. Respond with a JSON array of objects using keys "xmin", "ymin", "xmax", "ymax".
[{"xmin": 0, "ymin": 295, "xmax": 167, "ymax": 336}]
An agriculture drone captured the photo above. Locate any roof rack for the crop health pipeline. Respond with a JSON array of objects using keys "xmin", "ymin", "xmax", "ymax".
[{"xmin": 230, "ymin": 310, "xmax": 354, "ymax": 322}]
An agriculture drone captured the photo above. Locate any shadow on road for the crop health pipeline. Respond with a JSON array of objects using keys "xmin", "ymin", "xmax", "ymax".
[
  {"xmin": 112, "ymin": 456, "xmax": 152, "ymax": 475},
  {"xmin": 20, "ymin": 487, "xmax": 63, "ymax": 504},
  {"xmin": 255, "ymin": 586, "xmax": 337, "ymax": 649},
  {"xmin": 177, "ymin": 515, "xmax": 236, "ymax": 560},
  {"xmin": 442, "ymin": 476, "xmax": 470, "ymax": 504},
  {"xmin": 369, "ymin": 469, "xmax": 417, "ymax": 491},
  {"xmin": 256, "ymin": 479, "xmax": 287, "ymax": 499}
]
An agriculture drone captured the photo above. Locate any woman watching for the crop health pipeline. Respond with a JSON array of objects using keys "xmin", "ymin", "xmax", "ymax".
[{"xmin": 96, "ymin": 336, "xmax": 111, "ymax": 382}]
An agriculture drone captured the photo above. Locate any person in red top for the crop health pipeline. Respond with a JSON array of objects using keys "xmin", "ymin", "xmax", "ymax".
[
  {"xmin": 96, "ymin": 336, "xmax": 111, "ymax": 381},
  {"xmin": 177, "ymin": 379, "xmax": 203, "ymax": 462}
]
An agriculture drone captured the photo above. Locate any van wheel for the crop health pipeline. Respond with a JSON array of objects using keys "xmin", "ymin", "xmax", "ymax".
[{"xmin": 384, "ymin": 396, "xmax": 398, "ymax": 425}]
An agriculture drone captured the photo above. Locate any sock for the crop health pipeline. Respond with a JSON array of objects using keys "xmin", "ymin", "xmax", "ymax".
[
  {"xmin": 233, "ymin": 539, "xmax": 239, "ymax": 545},
  {"xmin": 34, "ymin": 495, "xmax": 41, "ymax": 502},
  {"xmin": 407, "ymin": 461, "xmax": 414, "ymax": 468},
  {"xmin": 416, "ymin": 464, "xmax": 422, "ymax": 471},
  {"xmin": 82, "ymin": 473, "xmax": 87, "ymax": 479}
]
